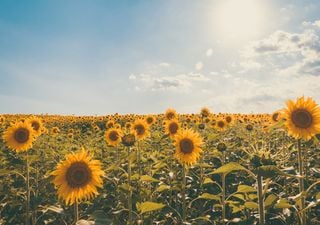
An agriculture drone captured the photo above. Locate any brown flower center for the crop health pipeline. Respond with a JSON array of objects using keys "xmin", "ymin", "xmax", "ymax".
[
  {"xmin": 66, "ymin": 162, "xmax": 91, "ymax": 188},
  {"xmin": 135, "ymin": 124, "xmax": 145, "ymax": 136},
  {"xmin": 31, "ymin": 121, "xmax": 40, "ymax": 131},
  {"xmin": 291, "ymin": 109, "xmax": 313, "ymax": 128},
  {"xmin": 109, "ymin": 131, "xmax": 119, "ymax": 141},
  {"xmin": 272, "ymin": 113, "xmax": 279, "ymax": 122},
  {"xmin": 166, "ymin": 112, "xmax": 175, "ymax": 120},
  {"xmin": 146, "ymin": 117, "xmax": 154, "ymax": 124},
  {"xmin": 14, "ymin": 128, "xmax": 30, "ymax": 143},
  {"xmin": 226, "ymin": 116, "xmax": 232, "ymax": 123},
  {"xmin": 169, "ymin": 122, "xmax": 178, "ymax": 135},
  {"xmin": 180, "ymin": 138, "xmax": 194, "ymax": 154},
  {"xmin": 217, "ymin": 121, "xmax": 225, "ymax": 128}
]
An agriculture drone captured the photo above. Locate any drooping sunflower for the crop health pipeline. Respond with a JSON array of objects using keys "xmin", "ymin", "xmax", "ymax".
[
  {"xmin": 51, "ymin": 148, "xmax": 105, "ymax": 205},
  {"xmin": 131, "ymin": 119, "xmax": 150, "ymax": 140},
  {"xmin": 28, "ymin": 117, "xmax": 44, "ymax": 137},
  {"xmin": 174, "ymin": 129, "xmax": 203, "ymax": 165},
  {"xmin": 2, "ymin": 121, "xmax": 35, "ymax": 152},
  {"xmin": 164, "ymin": 119, "xmax": 180, "ymax": 137},
  {"xmin": 105, "ymin": 128, "xmax": 123, "ymax": 147},
  {"xmin": 283, "ymin": 96, "xmax": 320, "ymax": 140}
]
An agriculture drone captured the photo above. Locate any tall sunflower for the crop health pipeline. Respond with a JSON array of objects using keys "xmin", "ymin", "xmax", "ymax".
[
  {"xmin": 164, "ymin": 108, "xmax": 177, "ymax": 120},
  {"xmin": 131, "ymin": 119, "xmax": 150, "ymax": 140},
  {"xmin": 51, "ymin": 149, "xmax": 105, "ymax": 205},
  {"xmin": 105, "ymin": 128, "xmax": 123, "ymax": 147},
  {"xmin": 284, "ymin": 96, "xmax": 320, "ymax": 140},
  {"xmin": 174, "ymin": 129, "xmax": 203, "ymax": 165},
  {"xmin": 2, "ymin": 121, "xmax": 35, "ymax": 152}
]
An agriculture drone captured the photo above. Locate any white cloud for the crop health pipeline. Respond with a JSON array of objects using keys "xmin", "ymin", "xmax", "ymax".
[
  {"xmin": 159, "ymin": 62, "xmax": 171, "ymax": 67},
  {"xmin": 129, "ymin": 74, "xmax": 136, "ymax": 80},
  {"xmin": 206, "ymin": 48, "xmax": 213, "ymax": 57},
  {"xmin": 195, "ymin": 61, "xmax": 204, "ymax": 70},
  {"xmin": 129, "ymin": 72, "xmax": 210, "ymax": 92}
]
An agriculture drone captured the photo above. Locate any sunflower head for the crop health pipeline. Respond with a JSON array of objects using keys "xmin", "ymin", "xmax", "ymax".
[
  {"xmin": 164, "ymin": 119, "xmax": 180, "ymax": 137},
  {"xmin": 105, "ymin": 128, "xmax": 123, "ymax": 147},
  {"xmin": 122, "ymin": 133, "xmax": 136, "ymax": 147},
  {"xmin": 131, "ymin": 119, "xmax": 150, "ymax": 140},
  {"xmin": 174, "ymin": 129, "xmax": 203, "ymax": 165},
  {"xmin": 216, "ymin": 119, "xmax": 227, "ymax": 131},
  {"xmin": 284, "ymin": 96, "xmax": 320, "ymax": 140},
  {"xmin": 2, "ymin": 121, "xmax": 35, "ymax": 152},
  {"xmin": 164, "ymin": 108, "xmax": 177, "ymax": 120},
  {"xmin": 145, "ymin": 115, "xmax": 155, "ymax": 125},
  {"xmin": 51, "ymin": 148, "xmax": 105, "ymax": 205},
  {"xmin": 200, "ymin": 107, "xmax": 210, "ymax": 118},
  {"xmin": 28, "ymin": 117, "xmax": 44, "ymax": 136}
]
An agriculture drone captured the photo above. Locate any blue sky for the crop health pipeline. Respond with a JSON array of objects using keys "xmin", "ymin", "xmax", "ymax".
[{"xmin": 1, "ymin": 0, "xmax": 320, "ymax": 115}]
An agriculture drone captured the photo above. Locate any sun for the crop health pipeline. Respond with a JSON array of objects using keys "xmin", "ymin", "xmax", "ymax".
[{"xmin": 212, "ymin": 0, "xmax": 267, "ymax": 40}]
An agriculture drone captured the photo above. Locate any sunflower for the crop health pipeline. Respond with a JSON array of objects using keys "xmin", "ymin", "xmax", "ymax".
[
  {"xmin": 174, "ymin": 129, "xmax": 203, "ymax": 165},
  {"xmin": 200, "ymin": 107, "xmax": 210, "ymax": 118},
  {"xmin": 216, "ymin": 118, "xmax": 227, "ymax": 131},
  {"xmin": 51, "ymin": 148, "xmax": 105, "ymax": 205},
  {"xmin": 164, "ymin": 108, "xmax": 177, "ymax": 120},
  {"xmin": 2, "ymin": 121, "xmax": 35, "ymax": 152},
  {"xmin": 28, "ymin": 117, "xmax": 44, "ymax": 137},
  {"xmin": 131, "ymin": 119, "xmax": 150, "ymax": 140},
  {"xmin": 283, "ymin": 96, "xmax": 320, "ymax": 140},
  {"xmin": 105, "ymin": 128, "xmax": 123, "ymax": 147},
  {"xmin": 145, "ymin": 115, "xmax": 155, "ymax": 125},
  {"xmin": 164, "ymin": 119, "xmax": 180, "ymax": 137}
]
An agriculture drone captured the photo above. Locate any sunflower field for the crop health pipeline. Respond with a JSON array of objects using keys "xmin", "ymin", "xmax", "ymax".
[{"xmin": 1, "ymin": 96, "xmax": 320, "ymax": 225}]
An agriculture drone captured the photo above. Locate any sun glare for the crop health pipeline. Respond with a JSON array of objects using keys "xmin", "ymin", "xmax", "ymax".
[{"xmin": 212, "ymin": 0, "xmax": 267, "ymax": 40}]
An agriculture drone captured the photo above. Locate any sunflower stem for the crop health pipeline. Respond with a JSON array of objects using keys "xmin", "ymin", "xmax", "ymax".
[
  {"xmin": 257, "ymin": 174, "xmax": 265, "ymax": 225},
  {"xmin": 182, "ymin": 165, "xmax": 187, "ymax": 223},
  {"xmin": 297, "ymin": 139, "xmax": 306, "ymax": 225},
  {"xmin": 222, "ymin": 151, "xmax": 226, "ymax": 225},
  {"xmin": 26, "ymin": 151, "xmax": 30, "ymax": 225},
  {"xmin": 74, "ymin": 201, "xmax": 79, "ymax": 222},
  {"xmin": 128, "ymin": 147, "xmax": 133, "ymax": 225}
]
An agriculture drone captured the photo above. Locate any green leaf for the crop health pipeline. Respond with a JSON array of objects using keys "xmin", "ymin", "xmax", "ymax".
[
  {"xmin": 209, "ymin": 162, "xmax": 255, "ymax": 177},
  {"xmin": 274, "ymin": 199, "xmax": 292, "ymax": 209},
  {"xmin": 140, "ymin": 175, "xmax": 159, "ymax": 183},
  {"xmin": 244, "ymin": 202, "xmax": 258, "ymax": 209},
  {"xmin": 203, "ymin": 177, "xmax": 214, "ymax": 184},
  {"xmin": 198, "ymin": 193, "xmax": 221, "ymax": 201},
  {"xmin": 137, "ymin": 201, "xmax": 166, "ymax": 214},
  {"xmin": 156, "ymin": 184, "xmax": 170, "ymax": 192},
  {"xmin": 237, "ymin": 185, "xmax": 256, "ymax": 193},
  {"xmin": 265, "ymin": 194, "xmax": 278, "ymax": 207}
]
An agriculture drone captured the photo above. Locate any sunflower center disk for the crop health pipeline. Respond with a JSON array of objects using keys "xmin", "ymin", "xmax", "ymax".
[
  {"xmin": 66, "ymin": 162, "xmax": 91, "ymax": 188},
  {"xmin": 292, "ymin": 109, "xmax": 313, "ymax": 128},
  {"xmin": 32, "ymin": 122, "xmax": 40, "ymax": 131},
  {"xmin": 218, "ymin": 121, "xmax": 225, "ymax": 128},
  {"xmin": 135, "ymin": 125, "xmax": 145, "ymax": 136},
  {"xmin": 14, "ymin": 128, "xmax": 29, "ymax": 143},
  {"xmin": 169, "ymin": 123, "xmax": 178, "ymax": 134},
  {"xmin": 109, "ymin": 131, "xmax": 119, "ymax": 141},
  {"xmin": 180, "ymin": 138, "xmax": 194, "ymax": 154}
]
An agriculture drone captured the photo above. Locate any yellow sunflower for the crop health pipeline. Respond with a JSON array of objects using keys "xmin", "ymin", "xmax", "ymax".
[
  {"xmin": 145, "ymin": 115, "xmax": 156, "ymax": 125},
  {"xmin": 131, "ymin": 119, "xmax": 150, "ymax": 140},
  {"xmin": 2, "ymin": 121, "xmax": 35, "ymax": 152},
  {"xmin": 105, "ymin": 128, "xmax": 123, "ymax": 147},
  {"xmin": 216, "ymin": 118, "xmax": 227, "ymax": 131},
  {"xmin": 200, "ymin": 107, "xmax": 210, "ymax": 118},
  {"xmin": 164, "ymin": 119, "xmax": 180, "ymax": 137},
  {"xmin": 51, "ymin": 148, "xmax": 105, "ymax": 205},
  {"xmin": 174, "ymin": 129, "xmax": 203, "ymax": 165},
  {"xmin": 164, "ymin": 108, "xmax": 177, "ymax": 120},
  {"xmin": 284, "ymin": 96, "xmax": 320, "ymax": 140},
  {"xmin": 28, "ymin": 117, "xmax": 44, "ymax": 137}
]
